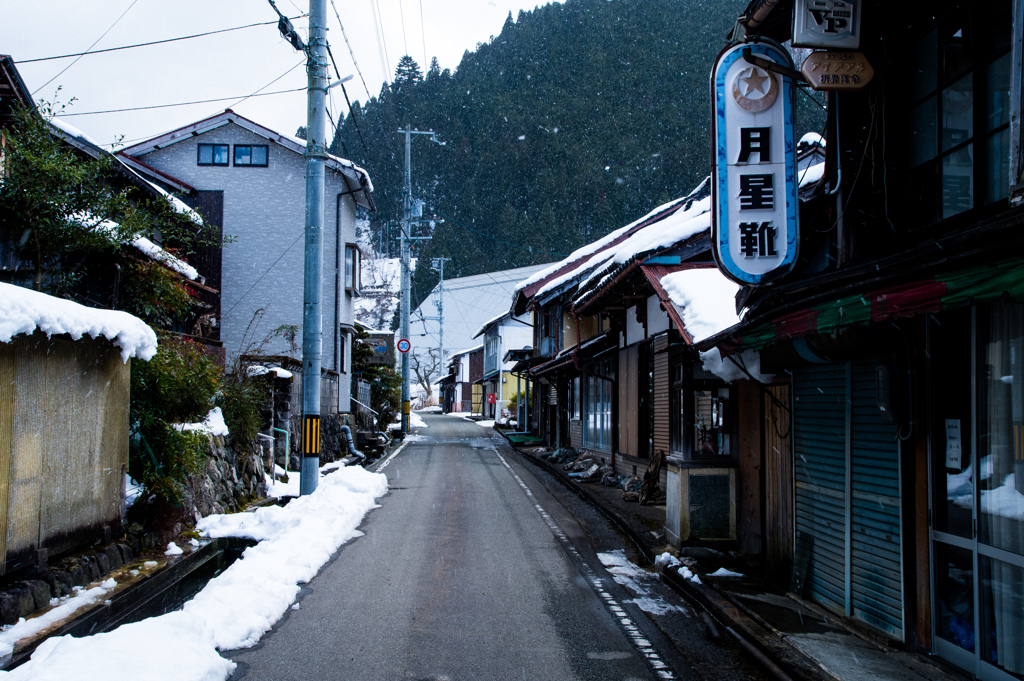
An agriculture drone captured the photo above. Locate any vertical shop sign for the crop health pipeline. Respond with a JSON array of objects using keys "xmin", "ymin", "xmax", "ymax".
[{"xmin": 711, "ymin": 40, "xmax": 799, "ymax": 285}]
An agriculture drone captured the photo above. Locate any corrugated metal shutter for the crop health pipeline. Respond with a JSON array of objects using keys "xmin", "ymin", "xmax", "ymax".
[
  {"xmin": 850, "ymin": 362, "xmax": 903, "ymax": 637},
  {"xmin": 794, "ymin": 363, "xmax": 848, "ymax": 614},
  {"xmin": 793, "ymin": 361, "xmax": 904, "ymax": 639}
]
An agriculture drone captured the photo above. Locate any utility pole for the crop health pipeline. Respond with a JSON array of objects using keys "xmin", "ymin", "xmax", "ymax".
[
  {"xmin": 300, "ymin": 0, "xmax": 327, "ymax": 495},
  {"xmin": 430, "ymin": 257, "xmax": 450, "ymax": 381},
  {"xmin": 397, "ymin": 125, "xmax": 443, "ymax": 434}
]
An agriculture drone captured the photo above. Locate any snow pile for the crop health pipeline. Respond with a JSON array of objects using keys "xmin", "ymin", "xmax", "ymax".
[
  {"xmin": 164, "ymin": 542, "xmax": 184, "ymax": 556},
  {"xmin": 246, "ymin": 365, "xmax": 293, "ymax": 379},
  {"xmin": 653, "ymin": 552, "xmax": 701, "ymax": 584},
  {"xmin": 708, "ymin": 567, "xmax": 744, "ymax": 578},
  {"xmin": 0, "ymin": 282, "xmax": 158, "ymax": 362},
  {"xmin": 698, "ymin": 348, "xmax": 773, "ymax": 384},
  {"xmin": 2, "ymin": 466, "xmax": 387, "ymax": 681},
  {"xmin": 390, "ymin": 412, "xmax": 427, "ymax": 430},
  {"xmin": 174, "ymin": 407, "xmax": 229, "ymax": 438}
]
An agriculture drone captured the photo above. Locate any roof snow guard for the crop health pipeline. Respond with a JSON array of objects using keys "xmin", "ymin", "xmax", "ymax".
[{"xmin": 122, "ymin": 110, "xmax": 374, "ymax": 211}]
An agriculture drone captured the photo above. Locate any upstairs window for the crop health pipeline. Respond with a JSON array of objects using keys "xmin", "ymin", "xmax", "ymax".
[
  {"xmin": 233, "ymin": 145, "xmax": 268, "ymax": 167},
  {"xmin": 905, "ymin": 1, "xmax": 1012, "ymax": 225},
  {"xmin": 197, "ymin": 144, "xmax": 229, "ymax": 166},
  {"xmin": 344, "ymin": 243, "xmax": 361, "ymax": 294}
]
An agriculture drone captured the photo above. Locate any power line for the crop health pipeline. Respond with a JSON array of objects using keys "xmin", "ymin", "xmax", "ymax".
[
  {"xmin": 370, "ymin": 0, "xmax": 392, "ymax": 84},
  {"xmin": 327, "ymin": 0, "xmax": 375, "ymax": 103},
  {"xmin": 16, "ymin": 20, "xmax": 291, "ymax": 63},
  {"xmin": 57, "ymin": 87, "xmax": 304, "ymax": 117},
  {"xmin": 33, "ymin": 0, "xmax": 140, "ymax": 95}
]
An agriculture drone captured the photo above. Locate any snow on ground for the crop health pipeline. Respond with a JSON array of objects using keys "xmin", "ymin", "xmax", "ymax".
[
  {"xmin": 597, "ymin": 550, "xmax": 688, "ymax": 617},
  {"xmin": 0, "ymin": 581, "xmax": 119, "ymax": 659},
  {"xmin": 417, "ymin": 405, "xmax": 442, "ymax": 413},
  {"xmin": 0, "ymin": 282, "xmax": 157, "ymax": 362},
  {"xmin": 0, "ymin": 465, "xmax": 388, "ymax": 681},
  {"xmin": 470, "ymin": 419, "xmax": 496, "ymax": 428}
]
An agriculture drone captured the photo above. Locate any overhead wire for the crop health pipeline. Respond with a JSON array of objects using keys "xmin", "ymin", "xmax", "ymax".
[
  {"xmin": 57, "ymin": 87, "xmax": 304, "ymax": 117},
  {"xmin": 16, "ymin": 20, "xmax": 290, "ymax": 63},
  {"xmin": 420, "ymin": 0, "xmax": 428, "ymax": 69},
  {"xmin": 32, "ymin": 0, "xmax": 140, "ymax": 95},
  {"xmin": 398, "ymin": 0, "xmax": 410, "ymax": 56},
  {"xmin": 370, "ymin": 0, "xmax": 392, "ymax": 85}
]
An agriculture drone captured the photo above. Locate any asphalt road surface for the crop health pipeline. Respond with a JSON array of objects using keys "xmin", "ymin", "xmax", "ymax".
[{"xmin": 228, "ymin": 414, "xmax": 769, "ymax": 681}]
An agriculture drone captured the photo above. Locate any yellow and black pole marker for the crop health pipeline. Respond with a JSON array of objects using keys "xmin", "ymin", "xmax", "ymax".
[{"xmin": 303, "ymin": 415, "xmax": 321, "ymax": 456}]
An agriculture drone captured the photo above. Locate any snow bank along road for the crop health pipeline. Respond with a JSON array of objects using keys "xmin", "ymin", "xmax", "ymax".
[{"xmin": 229, "ymin": 413, "xmax": 694, "ymax": 680}]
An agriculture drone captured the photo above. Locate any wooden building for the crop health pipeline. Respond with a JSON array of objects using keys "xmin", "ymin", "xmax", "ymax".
[{"xmin": 697, "ymin": 2, "xmax": 1024, "ymax": 677}]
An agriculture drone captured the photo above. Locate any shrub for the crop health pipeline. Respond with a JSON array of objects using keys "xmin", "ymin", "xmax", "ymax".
[{"xmin": 130, "ymin": 334, "xmax": 220, "ymax": 503}]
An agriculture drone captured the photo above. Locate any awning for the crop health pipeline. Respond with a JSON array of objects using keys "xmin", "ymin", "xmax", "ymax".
[{"xmin": 701, "ymin": 257, "xmax": 1024, "ymax": 355}]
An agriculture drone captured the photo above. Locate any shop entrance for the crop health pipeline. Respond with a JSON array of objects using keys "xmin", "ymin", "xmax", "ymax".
[{"xmin": 929, "ymin": 304, "xmax": 1024, "ymax": 681}]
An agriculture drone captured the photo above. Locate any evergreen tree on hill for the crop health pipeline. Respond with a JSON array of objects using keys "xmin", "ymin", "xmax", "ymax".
[{"xmin": 331, "ymin": 0, "xmax": 772, "ymax": 310}]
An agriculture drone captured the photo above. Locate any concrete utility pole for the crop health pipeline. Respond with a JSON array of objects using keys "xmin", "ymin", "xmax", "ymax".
[
  {"xmin": 397, "ymin": 125, "xmax": 443, "ymax": 433},
  {"xmin": 431, "ymin": 257, "xmax": 450, "ymax": 379},
  {"xmin": 300, "ymin": 0, "xmax": 328, "ymax": 495}
]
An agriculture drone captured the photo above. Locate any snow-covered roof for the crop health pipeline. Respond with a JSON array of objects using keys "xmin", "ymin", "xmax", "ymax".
[
  {"xmin": 121, "ymin": 110, "xmax": 374, "ymax": 204},
  {"xmin": 131, "ymin": 236, "xmax": 199, "ymax": 281},
  {"xmin": 50, "ymin": 117, "xmax": 204, "ymax": 226},
  {"xmin": 411, "ymin": 263, "xmax": 550, "ymax": 365},
  {"xmin": 472, "ymin": 312, "xmax": 510, "ymax": 339},
  {"xmin": 515, "ymin": 194, "xmax": 692, "ymax": 294},
  {"xmin": 659, "ymin": 268, "xmax": 741, "ymax": 343},
  {"xmin": 0, "ymin": 282, "xmax": 158, "ymax": 362}
]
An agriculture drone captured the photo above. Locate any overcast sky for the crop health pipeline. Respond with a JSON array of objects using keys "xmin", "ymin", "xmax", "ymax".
[{"xmin": 1, "ymin": 1, "xmax": 555, "ymax": 149}]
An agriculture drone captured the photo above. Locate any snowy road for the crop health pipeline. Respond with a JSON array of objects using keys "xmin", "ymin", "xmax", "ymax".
[{"xmin": 227, "ymin": 414, "xmax": 690, "ymax": 680}]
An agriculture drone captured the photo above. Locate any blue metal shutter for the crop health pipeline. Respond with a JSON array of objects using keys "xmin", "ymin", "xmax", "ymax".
[
  {"xmin": 793, "ymin": 364, "xmax": 848, "ymax": 614},
  {"xmin": 850, "ymin": 361, "xmax": 903, "ymax": 638}
]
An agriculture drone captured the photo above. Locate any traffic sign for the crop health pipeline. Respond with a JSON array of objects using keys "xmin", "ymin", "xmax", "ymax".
[{"xmin": 397, "ymin": 338, "xmax": 411, "ymax": 353}]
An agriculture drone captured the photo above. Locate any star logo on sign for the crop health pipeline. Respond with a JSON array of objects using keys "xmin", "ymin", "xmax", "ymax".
[{"xmin": 732, "ymin": 66, "xmax": 778, "ymax": 112}]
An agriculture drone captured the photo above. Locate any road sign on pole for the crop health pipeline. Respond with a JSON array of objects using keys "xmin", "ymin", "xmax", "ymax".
[{"xmin": 397, "ymin": 338, "xmax": 411, "ymax": 353}]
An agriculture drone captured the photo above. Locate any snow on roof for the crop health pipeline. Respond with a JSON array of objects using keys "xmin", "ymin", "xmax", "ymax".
[
  {"xmin": 50, "ymin": 116, "xmax": 107, "ymax": 150},
  {"xmin": 0, "ymin": 282, "xmax": 158, "ymax": 362},
  {"xmin": 577, "ymin": 195, "xmax": 712, "ymax": 294},
  {"xmin": 131, "ymin": 236, "xmax": 199, "ymax": 281},
  {"xmin": 659, "ymin": 268, "xmax": 740, "ymax": 343},
  {"xmin": 411, "ymin": 263, "xmax": 550, "ymax": 362},
  {"xmin": 472, "ymin": 312, "xmax": 510, "ymax": 339},
  {"xmin": 515, "ymin": 195, "xmax": 690, "ymax": 293},
  {"xmin": 50, "ymin": 118, "xmax": 204, "ymax": 226}
]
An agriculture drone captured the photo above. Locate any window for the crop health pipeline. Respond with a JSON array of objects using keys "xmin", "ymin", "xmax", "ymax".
[
  {"xmin": 673, "ymin": 356, "xmax": 732, "ymax": 458},
  {"xmin": 582, "ymin": 356, "xmax": 615, "ymax": 451},
  {"xmin": 197, "ymin": 144, "xmax": 229, "ymax": 166},
  {"xmin": 233, "ymin": 145, "xmax": 268, "ymax": 167},
  {"xmin": 571, "ymin": 376, "xmax": 581, "ymax": 420},
  {"xmin": 344, "ymin": 243, "xmax": 361, "ymax": 294},
  {"xmin": 905, "ymin": 2, "xmax": 1013, "ymax": 225}
]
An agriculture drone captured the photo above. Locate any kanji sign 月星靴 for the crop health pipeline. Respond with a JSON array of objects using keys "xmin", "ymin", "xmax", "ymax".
[{"xmin": 711, "ymin": 40, "xmax": 799, "ymax": 285}]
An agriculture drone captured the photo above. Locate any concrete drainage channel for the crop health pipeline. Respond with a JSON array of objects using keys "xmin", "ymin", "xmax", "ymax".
[{"xmin": 1, "ymin": 537, "xmax": 255, "ymax": 672}]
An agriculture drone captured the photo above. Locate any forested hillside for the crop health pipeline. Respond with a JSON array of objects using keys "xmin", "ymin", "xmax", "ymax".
[{"xmin": 329, "ymin": 0, "xmax": 748, "ymax": 306}]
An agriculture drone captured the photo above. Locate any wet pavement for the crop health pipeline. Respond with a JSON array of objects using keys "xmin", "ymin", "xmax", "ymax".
[{"xmin": 503, "ymin": 428, "xmax": 968, "ymax": 681}]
